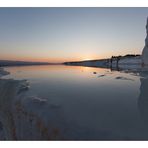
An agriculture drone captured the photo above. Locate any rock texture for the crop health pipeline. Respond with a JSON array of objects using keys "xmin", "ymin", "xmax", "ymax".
[{"xmin": 142, "ymin": 17, "xmax": 148, "ymax": 65}]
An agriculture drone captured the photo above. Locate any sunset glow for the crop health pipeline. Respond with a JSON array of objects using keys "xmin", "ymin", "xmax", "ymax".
[{"xmin": 0, "ymin": 8, "xmax": 147, "ymax": 63}]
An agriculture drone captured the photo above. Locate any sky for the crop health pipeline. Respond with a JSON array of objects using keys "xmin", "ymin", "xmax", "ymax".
[{"xmin": 0, "ymin": 7, "xmax": 148, "ymax": 63}]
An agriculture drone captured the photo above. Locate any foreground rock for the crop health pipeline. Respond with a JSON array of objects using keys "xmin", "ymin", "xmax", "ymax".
[
  {"xmin": 0, "ymin": 69, "xmax": 65, "ymax": 140},
  {"xmin": 0, "ymin": 68, "xmax": 10, "ymax": 77}
]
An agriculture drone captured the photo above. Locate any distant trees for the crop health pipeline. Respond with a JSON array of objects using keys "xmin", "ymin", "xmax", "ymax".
[
  {"xmin": 111, "ymin": 54, "xmax": 140, "ymax": 60},
  {"xmin": 123, "ymin": 54, "xmax": 140, "ymax": 57}
]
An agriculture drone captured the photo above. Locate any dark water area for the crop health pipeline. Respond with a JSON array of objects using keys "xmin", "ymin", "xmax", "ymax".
[{"xmin": 0, "ymin": 65, "xmax": 148, "ymax": 140}]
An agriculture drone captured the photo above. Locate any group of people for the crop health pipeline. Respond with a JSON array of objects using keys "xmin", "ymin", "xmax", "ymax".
[{"xmin": 109, "ymin": 56, "xmax": 121, "ymax": 67}]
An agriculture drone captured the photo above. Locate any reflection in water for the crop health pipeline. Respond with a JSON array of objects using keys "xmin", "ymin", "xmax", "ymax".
[
  {"xmin": 110, "ymin": 66, "xmax": 148, "ymax": 128},
  {"xmin": 138, "ymin": 71, "xmax": 148, "ymax": 125},
  {"xmin": 1, "ymin": 65, "xmax": 148, "ymax": 140}
]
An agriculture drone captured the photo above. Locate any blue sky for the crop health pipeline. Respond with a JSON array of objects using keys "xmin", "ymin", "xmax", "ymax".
[{"xmin": 0, "ymin": 8, "xmax": 148, "ymax": 62}]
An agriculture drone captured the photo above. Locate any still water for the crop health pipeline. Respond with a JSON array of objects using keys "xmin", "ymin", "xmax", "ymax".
[{"xmin": 1, "ymin": 65, "xmax": 148, "ymax": 140}]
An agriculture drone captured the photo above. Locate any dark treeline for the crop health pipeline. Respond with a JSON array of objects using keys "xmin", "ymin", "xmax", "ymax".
[
  {"xmin": 111, "ymin": 54, "xmax": 140, "ymax": 59},
  {"xmin": 0, "ymin": 60, "xmax": 51, "ymax": 67}
]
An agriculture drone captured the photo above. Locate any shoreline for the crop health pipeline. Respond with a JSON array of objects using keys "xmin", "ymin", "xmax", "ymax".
[
  {"xmin": 0, "ymin": 68, "xmax": 10, "ymax": 77},
  {"xmin": 0, "ymin": 67, "xmax": 66, "ymax": 140},
  {"xmin": 0, "ymin": 60, "xmax": 62, "ymax": 67},
  {"xmin": 64, "ymin": 55, "xmax": 143, "ymax": 72}
]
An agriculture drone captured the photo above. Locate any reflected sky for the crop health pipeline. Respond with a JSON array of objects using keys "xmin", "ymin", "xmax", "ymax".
[
  {"xmin": 3, "ymin": 65, "xmax": 148, "ymax": 140},
  {"xmin": 0, "ymin": 8, "xmax": 148, "ymax": 62}
]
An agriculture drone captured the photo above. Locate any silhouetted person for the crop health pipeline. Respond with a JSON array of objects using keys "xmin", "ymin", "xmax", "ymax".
[
  {"xmin": 116, "ymin": 56, "xmax": 120, "ymax": 66},
  {"xmin": 110, "ymin": 56, "xmax": 113, "ymax": 67}
]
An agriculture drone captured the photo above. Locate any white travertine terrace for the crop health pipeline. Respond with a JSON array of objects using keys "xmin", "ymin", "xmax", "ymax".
[{"xmin": 142, "ymin": 17, "xmax": 148, "ymax": 65}]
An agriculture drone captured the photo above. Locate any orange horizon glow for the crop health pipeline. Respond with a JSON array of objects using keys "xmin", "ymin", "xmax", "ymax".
[
  {"xmin": 0, "ymin": 50, "xmax": 141, "ymax": 63},
  {"xmin": 0, "ymin": 8, "xmax": 145, "ymax": 65},
  {"xmin": 0, "ymin": 53, "xmax": 102, "ymax": 63},
  {"xmin": 0, "ymin": 55, "xmax": 108, "ymax": 63}
]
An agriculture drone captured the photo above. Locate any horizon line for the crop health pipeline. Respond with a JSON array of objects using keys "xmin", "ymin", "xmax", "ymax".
[{"xmin": 0, "ymin": 53, "xmax": 141, "ymax": 64}]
